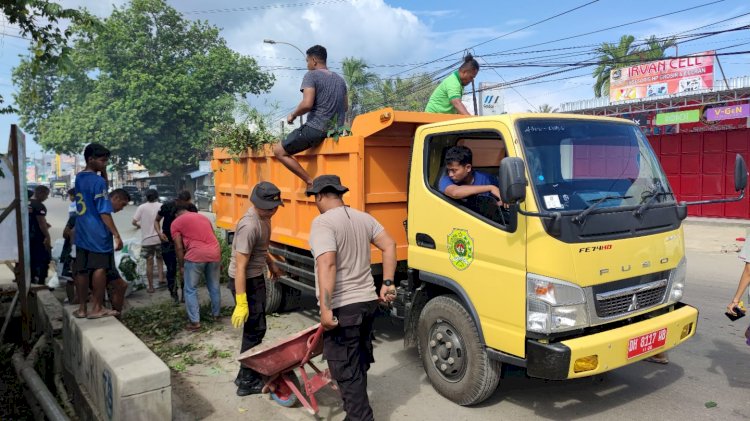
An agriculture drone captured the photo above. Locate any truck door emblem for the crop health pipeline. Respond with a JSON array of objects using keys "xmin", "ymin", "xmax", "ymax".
[
  {"xmin": 627, "ymin": 294, "xmax": 640, "ymax": 312},
  {"xmin": 447, "ymin": 229, "xmax": 474, "ymax": 271}
]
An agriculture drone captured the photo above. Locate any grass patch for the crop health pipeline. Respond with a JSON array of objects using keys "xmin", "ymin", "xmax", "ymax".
[{"xmin": 121, "ymin": 301, "xmax": 234, "ymax": 371}]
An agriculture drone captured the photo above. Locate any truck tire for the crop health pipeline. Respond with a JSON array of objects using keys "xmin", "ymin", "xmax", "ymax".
[
  {"xmin": 417, "ymin": 295, "xmax": 501, "ymax": 406},
  {"xmin": 280, "ymin": 286, "xmax": 302, "ymax": 311},
  {"xmin": 265, "ymin": 277, "xmax": 282, "ymax": 314}
]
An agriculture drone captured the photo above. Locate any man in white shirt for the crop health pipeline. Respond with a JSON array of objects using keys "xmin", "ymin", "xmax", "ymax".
[{"xmin": 132, "ymin": 189, "xmax": 165, "ymax": 293}]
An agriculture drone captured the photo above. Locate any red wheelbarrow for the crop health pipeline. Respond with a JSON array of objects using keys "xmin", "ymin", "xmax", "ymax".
[{"xmin": 237, "ymin": 323, "xmax": 338, "ymax": 414}]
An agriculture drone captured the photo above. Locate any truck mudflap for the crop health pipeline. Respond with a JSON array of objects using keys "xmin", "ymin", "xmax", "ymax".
[{"xmin": 526, "ymin": 303, "xmax": 698, "ymax": 380}]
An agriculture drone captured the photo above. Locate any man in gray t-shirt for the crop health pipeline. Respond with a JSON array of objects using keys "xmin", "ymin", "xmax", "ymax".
[{"xmin": 273, "ymin": 45, "xmax": 348, "ymax": 187}]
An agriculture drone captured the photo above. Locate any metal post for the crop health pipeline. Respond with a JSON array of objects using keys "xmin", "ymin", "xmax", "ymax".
[
  {"xmin": 471, "ymin": 80, "xmax": 478, "ymax": 116},
  {"xmin": 9, "ymin": 125, "xmax": 31, "ymax": 346},
  {"xmin": 714, "ymin": 53, "xmax": 730, "ymax": 90}
]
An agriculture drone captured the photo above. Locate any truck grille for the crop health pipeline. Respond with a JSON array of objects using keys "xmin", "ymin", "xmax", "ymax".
[{"xmin": 594, "ymin": 279, "xmax": 668, "ymax": 319}]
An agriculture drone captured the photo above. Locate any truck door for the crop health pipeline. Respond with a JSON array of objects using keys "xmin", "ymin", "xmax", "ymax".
[{"xmin": 408, "ymin": 121, "xmax": 527, "ymax": 357}]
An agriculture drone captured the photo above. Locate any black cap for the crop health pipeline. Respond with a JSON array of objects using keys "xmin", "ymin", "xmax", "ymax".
[
  {"xmin": 251, "ymin": 181, "xmax": 283, "ymax": 209},
  {"xmin": 305, "ymin": 175, "xmax": 349, "ymax": 197}
]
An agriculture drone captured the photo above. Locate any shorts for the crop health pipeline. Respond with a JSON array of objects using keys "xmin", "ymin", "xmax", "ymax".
[
  {"xmin": 73, "ymin": 248, "xmax": 115, "ymax": 275},
  {"xmin": 141, "ymin": 244, "xmax": 162, "ymax": 259},
  {"xmin": 281, "ymin": 124, "xmax": 326, "ymax": 155}
]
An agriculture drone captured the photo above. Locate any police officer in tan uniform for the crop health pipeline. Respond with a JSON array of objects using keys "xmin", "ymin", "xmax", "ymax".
[{"xmin": 307, "ymin": 175, "xmax": 397, "ymax": 421}]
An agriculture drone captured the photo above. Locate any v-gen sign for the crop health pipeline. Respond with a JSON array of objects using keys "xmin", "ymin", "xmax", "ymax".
[{"xmin": 609, "ymin": 51, "xmax": 714, "ymax": 102}]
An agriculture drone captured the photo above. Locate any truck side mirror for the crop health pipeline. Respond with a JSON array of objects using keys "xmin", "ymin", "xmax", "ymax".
[
  {"xmin": 499, "ymin": 157, "xmax": 528, "ymax": 204},
  {"xmin": 734, "ymin": 154, "xmax": 748, "ymax": 192}
]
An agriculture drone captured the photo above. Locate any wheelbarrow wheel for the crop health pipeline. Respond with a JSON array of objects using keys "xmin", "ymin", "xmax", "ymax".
[{"xmin": 270, "ymin": 373, "xmax": 300, "ymax": 408}]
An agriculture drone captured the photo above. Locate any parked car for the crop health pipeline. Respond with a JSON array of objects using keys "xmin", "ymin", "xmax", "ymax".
[
  {"xmin": 149, "ymin": 184, "xmax": 176, "ymax": 202},
  {"xmin": 121, "ymin": 185, "xmax": 142, "ymax": 205},
  {"xmin": 194, "ymin": 185, "xmax": 215, "ymax": 212}
]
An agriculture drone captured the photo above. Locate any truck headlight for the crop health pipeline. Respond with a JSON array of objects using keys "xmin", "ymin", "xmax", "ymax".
[
  {"xmin": 527, "ymin": 274, "xmax": 588, "ymax": 334},
  {"xmin": 668, "ymin": 258, "xmax": 687, "ymax": 302}
]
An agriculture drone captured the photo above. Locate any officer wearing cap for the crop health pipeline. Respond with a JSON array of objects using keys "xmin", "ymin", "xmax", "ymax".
[
  {"xmin": 230, "ymin": 181, "xmax": 285, "ymax": 396},
  {"xmin": 307, "ymin": 174, "xmax": 397, "ymax": 421}
]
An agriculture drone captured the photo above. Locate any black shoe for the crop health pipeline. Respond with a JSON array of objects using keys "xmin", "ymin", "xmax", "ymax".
[
  {"xmin": 236, "ymin": 378, "xmax": 264, "ymax": 396},
  {"xmin": 170, "ymin": 289, "xmax": 179, "ymax": 304}
]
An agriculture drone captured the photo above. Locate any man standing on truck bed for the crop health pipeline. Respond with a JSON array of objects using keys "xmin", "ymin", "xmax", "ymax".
[
  {"xmin": 272, "ymin": 45, "xmax": 347, "ymax": 187},
  {"xmin": 307, "ymin": 175, "xmax": 397, "ymax": 421},
  {"xmin": 425, "ymin": 54, "xmax": 479, "ymax": 115},
  {"xmin": 229, "ymin": 181, "xmax": 285, "ymax": 396}
]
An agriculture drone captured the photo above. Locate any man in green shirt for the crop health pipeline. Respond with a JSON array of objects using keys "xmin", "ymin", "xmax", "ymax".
[{"xmin": 425, "ymin": 54, "xmax": 480, "ymax": 115}]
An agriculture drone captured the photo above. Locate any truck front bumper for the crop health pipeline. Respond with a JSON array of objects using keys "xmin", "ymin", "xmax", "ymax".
[{"xmin": 525, "ymin": 303, "xmax": 698, "ymax": 380}]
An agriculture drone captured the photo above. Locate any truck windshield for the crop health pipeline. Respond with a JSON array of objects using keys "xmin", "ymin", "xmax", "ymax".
[{"xmin": 517, "ymin": 119, "xmax": 673, "ymax": 213}]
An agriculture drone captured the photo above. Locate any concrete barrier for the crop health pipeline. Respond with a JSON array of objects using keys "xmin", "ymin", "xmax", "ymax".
[{"xmin": 62, "ymin": 307, "xmax": 171, "ymax": 420}]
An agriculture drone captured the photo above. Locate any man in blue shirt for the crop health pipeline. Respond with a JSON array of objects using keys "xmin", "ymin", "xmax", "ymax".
[
  {"xmin": 438, "ymin": 145, "xmax": 502, "ymax": 202},
  {"xmin": 72, "ymin": 143, "xmax": 123, "ymax": 319}
]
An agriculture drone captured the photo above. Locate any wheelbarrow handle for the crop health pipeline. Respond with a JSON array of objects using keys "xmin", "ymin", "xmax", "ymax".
[{"xmin": 301, "ymin": 323, "xmax": 325, "ymax": 365}]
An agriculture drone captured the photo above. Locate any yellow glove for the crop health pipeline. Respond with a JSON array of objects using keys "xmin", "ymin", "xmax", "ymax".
[{"xmin": 232, "ymin": 293, "xmax": 249, "ymax": 329}]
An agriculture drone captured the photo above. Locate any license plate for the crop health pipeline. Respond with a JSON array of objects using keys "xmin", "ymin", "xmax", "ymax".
[{"xmin": 627, "ymin": 328, "xmax": 667, "ymax": 359}]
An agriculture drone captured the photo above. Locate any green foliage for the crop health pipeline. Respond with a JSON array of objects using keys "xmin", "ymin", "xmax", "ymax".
[
  {"xmin": 592, "ymin": 34, "xmax": 677, "ymax": 98},
  {"xmin": 1, "ymin": 0, "xmax": 93, "ymax": 114},
  {"xmin": 361, "ymin": 73, "xmax": 437, "ymax": 114},
  {"xmin": 12, "ymin": 0, "xmax": 274, "ymax": 176},
  {"xmin": 215, "ymin": 229, "xmax": 231, "ymax": 283},
  {"xmin": 211, "ymin": 102, "xmax": 279, "ymax": 159},
  {"xmin": 527, "ymin": 104, "xmax": 558, "ymax": 113},
  {"xmin": 342, "ymin": 57, "xmax": 379, "ymax": 123},
  {"xmin": 118, "ymin": 255, "xmax": 138, "ymax": 282}
]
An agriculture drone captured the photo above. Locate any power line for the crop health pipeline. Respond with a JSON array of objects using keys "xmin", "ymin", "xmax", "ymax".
[
  {"xmin": 386, "ymin": 0, "xmax": 600, "ymax": 79},
  {"xmin": 184, "ymin": 0, "xmax": 348, "ymax": 14}
]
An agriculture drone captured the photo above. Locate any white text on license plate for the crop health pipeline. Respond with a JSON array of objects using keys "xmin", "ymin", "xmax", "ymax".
[{"xmin": 627, "ymin": 328, "xmax": 667, "ymax": 359}]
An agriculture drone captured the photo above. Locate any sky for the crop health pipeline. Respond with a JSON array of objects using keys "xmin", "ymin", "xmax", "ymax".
[{"xmin": 1, "ymin": 0, "xmax": 749, "ymax": 155}]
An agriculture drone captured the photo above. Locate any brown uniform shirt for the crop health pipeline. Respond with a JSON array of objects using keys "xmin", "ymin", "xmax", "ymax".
[
  {"xmin": 309, "ymin": 206, "xmax": 384, "ymax": 309},
  {"xmin": 228, "ymin": 208, "xmax": 271, "ymax": 279}
]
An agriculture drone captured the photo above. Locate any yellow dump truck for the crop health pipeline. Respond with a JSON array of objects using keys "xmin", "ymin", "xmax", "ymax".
[{"xmin": 212, "ymin": 108, "xmax": 747, "ymax": 405}]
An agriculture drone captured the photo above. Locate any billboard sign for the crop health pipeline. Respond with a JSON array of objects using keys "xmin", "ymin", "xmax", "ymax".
[
  {"xmin": 706, "ymin": 103, "xmax": 750, "ymax": 122},
  {"xmin": 654, "ymin": 109, "xmax": 701, "ymax": 126},
  {"xmin": 609, "ymin": 51, "xmax": 714, "ymax": 102},
  {"xmin": 479, "ymin": 82, "xmax": 505, "ymax": 116}
]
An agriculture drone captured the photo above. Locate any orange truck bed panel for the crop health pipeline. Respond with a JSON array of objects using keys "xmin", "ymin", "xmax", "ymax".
[{"xmin": 212, "ymin": 108, "xmax": 462, "ymax": 264}]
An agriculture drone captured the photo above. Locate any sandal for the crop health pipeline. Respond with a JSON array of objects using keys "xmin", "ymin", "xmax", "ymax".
[
  {"xmin": 72, "ymin": 309, "xmax": 87, "ymax": 319},
  {"xmin": 147, "ymin": 287, "xmax": 155, "ymax": 293},
  {"xmin": 185, "ymin": 323, "xmax": 201, "ymax": 332},
  {"xmin": 87, "ymin": 309, "xmax": 120, "ymax": 319},
  {"xmin": 644, "ymin": 356, "xmax": 669, "ymax": 365}
]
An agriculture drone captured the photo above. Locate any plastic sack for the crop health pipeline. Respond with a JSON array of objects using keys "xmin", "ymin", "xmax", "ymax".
[
  {"xmin": 46, "ymin": 273, "xmax": 60, "ymax": 289},
  {"xmin": 51, "ymin": 238, "xmax": 65, "ymax": 262}
]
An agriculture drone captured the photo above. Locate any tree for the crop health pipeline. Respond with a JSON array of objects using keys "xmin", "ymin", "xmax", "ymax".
[
  {"xmin": 341, "ymin": 57, "xmax": 379, "ymax": 123},
  {"xmin": 361, "ymin": 74, "xmax": 437, "ymax": 113},
  {"xmin": 0, "ymin": 0, "xmax": 89, "ymax": 113},
  {"xmin": 592, "ymin": 35, "xmax": 639, "ymax": 98},
  {"xmin": 12, "ymin": 0, "xmax": 274, "ymax": 177},
  {"xmin": 592, "ymin": 34, "xmax": 678, "ymax": 98},
  {"xmin": 528, "ymin": 104, "xmax": 558, "ymax": 113}
]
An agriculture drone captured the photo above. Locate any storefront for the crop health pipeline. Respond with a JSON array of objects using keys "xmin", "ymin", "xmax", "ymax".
[{"xmin": 561, "ymin": 75, "xmax": 750, "ymax": 219}]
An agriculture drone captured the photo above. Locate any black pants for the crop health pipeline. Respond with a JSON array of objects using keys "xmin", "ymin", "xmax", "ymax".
[
  {"xmin": 230, "ymin": 275, "xmax": 267, "ymax": 381},
  {"xmin": 323, "ymin": 300, "xmax": 378, "ymax": 421},
  {"xmin": 29, "ymin": 240, "xmax": 49, "ymax": 285},
  {"xmin": 161, "ymin": 242, "xmax": 176, "ymax": 292}
]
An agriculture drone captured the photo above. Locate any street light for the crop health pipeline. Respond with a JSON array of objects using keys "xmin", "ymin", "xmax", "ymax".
[
  {"xmin": 263, "ymin": 39, "xmax": 305, "ymax": 58},
  {"xmin": 263, "ymin": 39, "xmax": 306, "ymax": 126}
]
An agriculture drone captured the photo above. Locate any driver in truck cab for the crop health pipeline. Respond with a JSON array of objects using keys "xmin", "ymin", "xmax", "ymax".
[{"xmin": 439, "ymin": 145, "xmax": 502, "ymax": 204}]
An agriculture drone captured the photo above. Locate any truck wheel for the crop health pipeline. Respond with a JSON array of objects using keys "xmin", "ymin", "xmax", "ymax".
[
  {"xmin": 265, "ymin": 277, "xmax": 282, "ymax": 314},
  {"xmin": 417, "ymin": 295, "xmax": 501, "ymax": 406},
  {"xmin": 280, "ymin": 285, "xmax": 301, "ymax": 311}
]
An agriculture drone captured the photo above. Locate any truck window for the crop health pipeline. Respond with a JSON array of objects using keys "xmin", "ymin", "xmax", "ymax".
[
  {"xmin": 519, "ymin": 119, "xmax": 672, "ymax": 212},
  {"xmin": 425, "ymin": 131, "xmax": 512, "ymax": 228}
]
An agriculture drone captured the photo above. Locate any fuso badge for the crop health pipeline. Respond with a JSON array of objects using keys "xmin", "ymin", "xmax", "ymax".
[{"xmin": 447, "ymin": 228, "xmax": 474, "ymax": 271}]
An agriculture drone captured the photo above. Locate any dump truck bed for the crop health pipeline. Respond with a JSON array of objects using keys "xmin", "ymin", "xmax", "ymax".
[{"xmin": 212, "ymin": 108, "xmax": 462, "ymax": 263}]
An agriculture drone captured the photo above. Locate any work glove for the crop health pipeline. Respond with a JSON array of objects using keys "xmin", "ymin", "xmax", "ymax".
[{"xmin": 232, "ymin": 293, "xmax": 249, "ymax": 328}]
